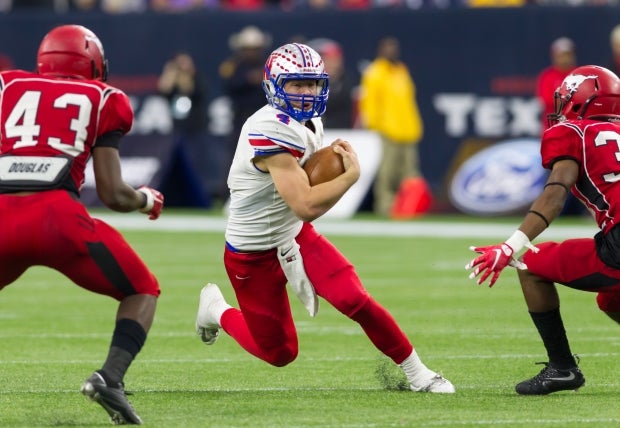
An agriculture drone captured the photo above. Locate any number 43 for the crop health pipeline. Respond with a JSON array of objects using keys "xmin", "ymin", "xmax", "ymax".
[{"xmin": 4, "ymin": 90, "xmax": 92, "ymax": 157}]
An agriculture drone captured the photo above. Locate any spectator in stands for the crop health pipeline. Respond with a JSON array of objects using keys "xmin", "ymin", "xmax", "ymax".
[
  {"xmin": 607, "ymin": 24, "xmax": 620, "ymax": 76},
  {"xmin": 536, "ymin": 37, "xmax": 577, "ymax": 132},
  {"xmin": 220, "ymin": 26, "xmax": 271, "ymax": 139},
  {"xmin": 150, "ymin": 0, "xmax": 218, "ymax": 11},
  {"xmin": 220, "ymin": 0, "xmax": 282, "ymax": 8},
  {"xmin": 307, "ymin": 38, "xmax": 357, "ymax": 129},
  {"xmin": 358, "ymin": 36, "xmax": 424, "ymax": 216},
  {"xmin": 10, "ymin": 0, "xmax": 67, "ymax": 11},
  {"xmin": 290, "ymin": 0, "xmax": 370, "ymax": 8},
  {"xmin": 467, "ymin": 0, "xmax": 526, "ymax": 6},
  {"xmin": 304, "ymin": 0, "xmax": 331, "ymax": 8},
  {"xmin": 97, "ymin": 0, "xmax": 147, "ymax": 12},
  {"xmin": 69, "ymin": 0, "xmax": 99, "ymax": 11},
  {"xmin": 536, "ymin": 37, "xmax": 584, "ymax": 216},
  {"xmin": 158, "ymin": 52, "xmax": 209, "ymax": 204},
  {"xmin": 219, "ymin": 26, "xmax": 271, "ymax": 165},
  {"xmin": 337, "ymin": 0, "xmax": 370, "ymax": 6},
  {"xmin": 158, "ymin": 51, "xmax": 208, "ymax": 137}
]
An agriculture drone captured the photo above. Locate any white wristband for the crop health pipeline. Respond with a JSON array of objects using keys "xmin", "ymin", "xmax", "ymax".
[
  {"xmin": 137, "ymin": 188, "xmax": 154, "ymax": 213},
  {"xmin": 505, "ymin": 230, "xmax": 539, "ymax": 254}
]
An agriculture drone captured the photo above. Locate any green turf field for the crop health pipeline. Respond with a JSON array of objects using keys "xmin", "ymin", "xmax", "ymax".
[{"xmin": 1, "ymin": 213, "xmax": 618, "ymax": 427}]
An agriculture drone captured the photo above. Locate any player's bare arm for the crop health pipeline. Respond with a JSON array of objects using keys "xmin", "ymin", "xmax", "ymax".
[
  {"xmin": 257, "ymin": 146, "xmax": 359, "ymax": 222},
  {"xmin": 467, "ymin": 159, "xmax": 579, "ymax": 286},
  {"xmin": 518, "ymin": 158, "xmax": 579, "ymax": 240},
  {"xmin": 92, "ymin": 146, "xmax": 151, "ymax": 212}
]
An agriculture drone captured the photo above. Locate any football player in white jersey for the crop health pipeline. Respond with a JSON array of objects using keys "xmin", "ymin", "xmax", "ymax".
[{"xmin": 196, "ymin": 43, "xmax": 454, "ymax": 393}]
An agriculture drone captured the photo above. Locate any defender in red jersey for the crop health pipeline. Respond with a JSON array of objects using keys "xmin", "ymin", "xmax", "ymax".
[
  {"xmin": 0, "ymin": 25, "xmax": 164, "ymax": 424},
  {"xmin": 467, "ymin": 65, "xmax": 620, "ymax": 395}
]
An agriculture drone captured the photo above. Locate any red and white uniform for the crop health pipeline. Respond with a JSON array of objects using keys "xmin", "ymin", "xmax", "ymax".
[
  {"xmin": 0, "ymin": 70, "xmax": 159, "ymax": 299},
  {"xmin": 523, "ymin": 120, "xmax": 620, "ymax": 310},
  {"xmin": 221, "ymin": 104, "xmax": 413, "ymax": 367}
]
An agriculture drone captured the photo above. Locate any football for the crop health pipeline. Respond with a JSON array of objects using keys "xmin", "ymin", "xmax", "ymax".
[{"xmin": 303, "ymin": 146, "xmax": 346, "ymax": 185}]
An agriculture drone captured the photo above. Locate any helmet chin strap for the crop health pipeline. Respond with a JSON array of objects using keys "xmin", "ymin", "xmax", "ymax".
[
  {"xmin": 91, "ymin": 60, "xmax": 98, "ymax": 80},
  {"xmin": 102, "ymin": 60, "xmax": 109, "ymax": 82},
  {"xmin": 90, "ymin": 59, "xmax": 108, "ymax": 81}
]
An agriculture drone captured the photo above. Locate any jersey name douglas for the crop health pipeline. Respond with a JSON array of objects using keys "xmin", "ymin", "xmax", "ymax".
[
  {"xmin": 542, "ymin": 120, "xmax": 620, "ymax": 232},
  {"xmin": 226, "ymin": 105, "xmax": 324, "ymax": 251},
  {"xmin": 0, "ymin": 70, "xmax": 133, "ymax": 194}
]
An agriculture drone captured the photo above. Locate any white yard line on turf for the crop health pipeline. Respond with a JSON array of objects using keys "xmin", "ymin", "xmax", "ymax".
[{"xmin": 93, "ymin": 212, "xmax": 598, "ymax": 240}]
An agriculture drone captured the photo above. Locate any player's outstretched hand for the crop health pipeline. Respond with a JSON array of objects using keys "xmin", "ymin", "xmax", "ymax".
[
  {"xmin": 137, "ymin": 186, "xmax": 164, "ymax": 220},
  {"xmin": 465, "ymin": 243, "xmax": 526, "ymax": 287}
]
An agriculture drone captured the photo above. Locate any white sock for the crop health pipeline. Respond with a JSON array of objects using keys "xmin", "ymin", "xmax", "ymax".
[
  {"xmin": 399, "ymin": 350, "xmax": 437, "ymax": 385},
  {"xmin": 213, "ymin": 301, "xmax": 232, "ymax": 326}
]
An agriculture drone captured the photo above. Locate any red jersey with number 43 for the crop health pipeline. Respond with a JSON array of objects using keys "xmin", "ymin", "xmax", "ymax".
[
  {"xmin": 541, "ymin": 120, "xmax": 620, "ymax": 233},
  {"xmin": 0, "ymin": 70, "xmax": 133, "ymax": 194}
]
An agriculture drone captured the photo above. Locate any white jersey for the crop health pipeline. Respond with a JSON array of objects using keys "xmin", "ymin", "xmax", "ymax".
[{"xmin": 225, "ymin": 105, "xmax": 325, "ymax": 251}]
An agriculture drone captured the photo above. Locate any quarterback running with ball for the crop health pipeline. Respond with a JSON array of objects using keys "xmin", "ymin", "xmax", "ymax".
[{"xmin": 195, "ymin": 42, "xmax": 454, "ymax": 393}]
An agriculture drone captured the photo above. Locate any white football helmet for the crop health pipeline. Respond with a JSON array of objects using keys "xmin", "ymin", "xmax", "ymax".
[{"xmin": 262, "ymin": 43, "xmax": 329, "ymax": 122}]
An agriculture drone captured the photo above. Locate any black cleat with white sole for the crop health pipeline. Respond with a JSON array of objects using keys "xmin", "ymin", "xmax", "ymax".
[
  {"xmin": 81, "ymin": 372, "xmax": 143, "ymax": 425},
  {"xmin": 515, "ymin": 362, "xmax": 585, "ymax": 395}
]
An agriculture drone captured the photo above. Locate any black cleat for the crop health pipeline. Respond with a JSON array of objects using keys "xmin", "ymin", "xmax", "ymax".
[
  {"xmin": 80, "ymin": 372, "xmax": 143, "ymax": 425},
  {"xmin": 515, "ymin": 362, "xmax": 585, "ymax": 395}
]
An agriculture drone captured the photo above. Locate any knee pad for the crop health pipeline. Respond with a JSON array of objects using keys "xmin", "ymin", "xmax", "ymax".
[{"xmin": 265, "ymin": 345, "xmax": 298, "ymax": 367}]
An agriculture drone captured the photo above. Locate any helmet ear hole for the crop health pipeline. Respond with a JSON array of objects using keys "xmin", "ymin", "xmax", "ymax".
[
  {"xmin": 91, "ymin": 60, "xmax": 98, "ymax": 80},
  {"xmin": 101, "ymin": 59, "xmax": 108, "ymax": 82},
  {"xmin": 572, "ymin": 104, "xmax": 582, "ymax": 113}
]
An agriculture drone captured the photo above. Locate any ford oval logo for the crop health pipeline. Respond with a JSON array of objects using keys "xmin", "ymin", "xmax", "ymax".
[{"xmin": 449, "ymin": 139, "xmax": 548, "ymax": 215}]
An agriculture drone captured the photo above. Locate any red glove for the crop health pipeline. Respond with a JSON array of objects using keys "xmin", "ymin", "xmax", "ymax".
[
  {"xmin": 466, "ymin": 243, "xmax": 516, "ymax": 287},
  {"xmin": 137, "ymin": 186, "xmax": 164, "ymax": 220}
]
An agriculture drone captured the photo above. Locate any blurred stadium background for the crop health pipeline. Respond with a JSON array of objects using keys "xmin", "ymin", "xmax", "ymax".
[
  {"xmin": 1, "ymin": 5, "xmax": 619, "ymax": 216},
  {"xmin": 3, "ymin": 6, "xmax": 620, "ymax": 425}
]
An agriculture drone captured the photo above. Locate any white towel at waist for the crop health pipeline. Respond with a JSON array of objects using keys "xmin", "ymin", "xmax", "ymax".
[{"xmin": 277, "ymin": 240, "xmax": 318, "ymax": 317}]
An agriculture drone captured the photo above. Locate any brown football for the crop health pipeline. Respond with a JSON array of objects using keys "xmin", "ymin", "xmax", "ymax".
[{"xmin": 302, "ymin": 146, "xmax": 346, "ymax": 186}]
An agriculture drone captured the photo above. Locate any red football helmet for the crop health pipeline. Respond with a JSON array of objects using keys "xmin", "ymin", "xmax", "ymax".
[
  {"xmin": 548, "ymin": 65, "xmax": 620, "ymax": 126},
  {"xmin": 37, "ymin": 25, "xmax": 108, "ymax": 81}
]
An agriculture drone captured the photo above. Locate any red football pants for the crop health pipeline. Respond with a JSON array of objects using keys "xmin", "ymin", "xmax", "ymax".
[
  {"xmin": 523, "ymin": 238, "xmax": 620, "ymax": 311},
  {"xmin": 0, "ymin": 190, "xmax": 160, "ymax": 300},
  {"xmin": 222, "ymin": 222, "xmax": 413, "ymax": 366}
]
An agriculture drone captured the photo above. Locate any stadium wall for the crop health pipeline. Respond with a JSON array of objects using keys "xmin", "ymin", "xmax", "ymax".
[{"xmin": 1, "ymin": 8, "xmax": 619, "ymax": 211}]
